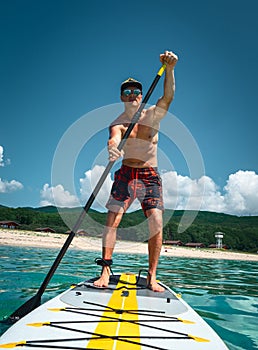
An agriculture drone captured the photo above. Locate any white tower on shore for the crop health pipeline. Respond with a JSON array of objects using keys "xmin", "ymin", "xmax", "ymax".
[{"xmin": 215, "ymin": 232, "xmax": 224, "ymax": 249}]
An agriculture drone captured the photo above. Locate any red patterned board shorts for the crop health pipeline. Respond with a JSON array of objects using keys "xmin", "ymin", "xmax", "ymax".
[{"xmin": 106, "ymin": 164, "xmax": 164, "ymax": 215}]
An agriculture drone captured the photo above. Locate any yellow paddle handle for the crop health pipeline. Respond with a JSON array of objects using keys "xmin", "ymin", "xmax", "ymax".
[{"xmin": 157, "ymin": 63, "xmax": 167, "ymax": 76}]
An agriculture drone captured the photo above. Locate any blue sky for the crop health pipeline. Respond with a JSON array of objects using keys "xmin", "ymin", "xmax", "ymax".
[{"xmin": 1, "ymin": 0, "xmax": 258, "ymax": 216}]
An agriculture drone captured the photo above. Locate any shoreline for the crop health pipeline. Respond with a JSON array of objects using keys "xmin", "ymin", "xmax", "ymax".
[{"xmin": 1, "ymin": 229, "xmax": 258, "ymax": 262}]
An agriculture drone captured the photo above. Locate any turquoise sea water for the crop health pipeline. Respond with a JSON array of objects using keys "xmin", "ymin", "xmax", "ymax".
[{"xmin": 0, "ymin": 245, "xmax": 257, "ymax": 349}]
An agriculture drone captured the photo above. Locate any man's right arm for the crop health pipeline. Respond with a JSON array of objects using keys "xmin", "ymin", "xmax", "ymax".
[{"xmin": 107, "ymin": 124, "xmax": 123, "ymax": 161}]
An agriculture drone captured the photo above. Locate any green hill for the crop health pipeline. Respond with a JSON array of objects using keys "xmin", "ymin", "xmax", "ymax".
[{"xmin": 0, "ymin": 205, "xmax": 257, "ymax": 253}]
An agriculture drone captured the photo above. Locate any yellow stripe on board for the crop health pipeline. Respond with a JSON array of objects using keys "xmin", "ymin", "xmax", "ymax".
[{"xmin": 86, "ymin": 273, "xmax": 140, "ymax": 349}]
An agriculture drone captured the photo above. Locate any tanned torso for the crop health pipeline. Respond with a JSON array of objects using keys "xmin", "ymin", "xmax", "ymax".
[{"xmin": 110, "ymin": 107, "xmax": 159, "ymax": 168}]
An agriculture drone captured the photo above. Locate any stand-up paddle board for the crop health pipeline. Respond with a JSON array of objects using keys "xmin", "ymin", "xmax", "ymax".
[{"xmin": 0, "ymin": 271, "xmax": 228, "ymax": 349}]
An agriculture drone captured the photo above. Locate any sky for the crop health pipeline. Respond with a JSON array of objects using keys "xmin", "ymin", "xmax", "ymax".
[{"xmin": 1, "ymin": 0, "xmax": 258, "ymax": 217}]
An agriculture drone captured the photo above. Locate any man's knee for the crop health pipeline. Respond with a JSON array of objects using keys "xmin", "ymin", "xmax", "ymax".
[{"xmin": 106, "ymin": 210, "xmax": 124, "ymax": 228}]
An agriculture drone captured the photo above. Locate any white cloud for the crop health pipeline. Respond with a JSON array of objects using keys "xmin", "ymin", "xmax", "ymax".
[
  {"xmin": 223, "ymin": 170, "xmax": 258, "ymax": 216},
  {"xmin": 39, "ymin": 165, "xmax": 143, "ymax": 211},
  {"xmin": 79, "ymin": 165, "xmax": 113, "ymax": 210},
  {"xmin": 0, "ymin": 178, "xmax": 23, "ymax": 193},
  {"xmin": 0, "ymin": 146, "xmax": 4, "ymax": 167},
  {"xmin": 39, "ymin": 166, "xmax": 113, "ymax": 210},
  {"xmin": 0, "ymin": 145, "xmax": 22, "ymax": 193},
  {"xmin": 162, "ymin": 171, "xmax": 225, "ymax": 213},
  {"xmin": 162, "ymin": 169, "xmax": 258, "ymax": 216},
  {"xmin": 40, "ymin": 183, "xmax": 79, "ymax": 207},
  {"xmin": 0, "ymin": 145, "xmax": 11, "ymax": 167},
  {"xmin": 40, "ymin": 166, "xmax": 258, "ymax": 216}
]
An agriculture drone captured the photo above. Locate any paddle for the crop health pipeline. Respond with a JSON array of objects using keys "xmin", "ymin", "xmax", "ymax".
[{"xmin": 5, "ymin": 63, "xmax": 167, "ymax": 324}]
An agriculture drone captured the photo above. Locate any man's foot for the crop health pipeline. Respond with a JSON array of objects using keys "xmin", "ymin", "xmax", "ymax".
[
  {"xmin": 93, "ymin": 267, "xmax": 110, "ymax": 288},
  {"xmin": 147, "ymin": 276, "xmax": 165, "ymax": 292}
]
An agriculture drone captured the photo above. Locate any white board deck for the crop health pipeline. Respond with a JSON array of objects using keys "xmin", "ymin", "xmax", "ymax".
[{"xmin": 0, "ymin": 273, "xmax": 229, "ymax": 349}]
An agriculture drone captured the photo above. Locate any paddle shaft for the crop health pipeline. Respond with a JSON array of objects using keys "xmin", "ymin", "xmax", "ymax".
[{"xmin": 9, "ymin": 64, "xmax": 166, "ymax": 321}]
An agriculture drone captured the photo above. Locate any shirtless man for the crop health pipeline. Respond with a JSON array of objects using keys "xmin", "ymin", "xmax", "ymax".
[{"xmin": 94, "ymin": 51, "xmax": 178, "ymax": 292}]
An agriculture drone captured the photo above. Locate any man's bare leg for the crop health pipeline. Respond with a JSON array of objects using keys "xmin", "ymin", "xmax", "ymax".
[
  {"xmin": 146, "ymin": 208, "xmax": 165, "ymax": 292},
  {"xmin": 93, "ymin": 210, "xmax": 123, "ymax": 287}
]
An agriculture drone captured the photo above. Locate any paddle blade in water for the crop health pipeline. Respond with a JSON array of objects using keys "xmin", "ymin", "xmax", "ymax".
[{"xmin": 3, "ymin": 294, "xmax": 41, "ymax": 324}]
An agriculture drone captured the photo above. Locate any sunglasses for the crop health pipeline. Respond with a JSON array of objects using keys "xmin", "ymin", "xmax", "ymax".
[{"xmin": 122, "ymin": 89, "xmax": 142, "ymax": 96}]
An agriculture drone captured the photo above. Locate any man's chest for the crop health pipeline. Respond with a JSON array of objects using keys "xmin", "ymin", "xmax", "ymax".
[{"xmin": 122, "ymin": 123, "xmax": 157, "ymax": 140}]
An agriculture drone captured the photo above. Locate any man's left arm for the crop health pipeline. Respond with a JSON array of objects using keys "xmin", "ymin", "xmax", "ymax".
[{"xmin": 154, "ymin": 51, "xmax": 178, "ymax": 119}]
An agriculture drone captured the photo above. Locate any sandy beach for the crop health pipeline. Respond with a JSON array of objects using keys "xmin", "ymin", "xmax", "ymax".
[{"xmin": 1, "ymin": 229, "xmax": 258, "ymax": 262}]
